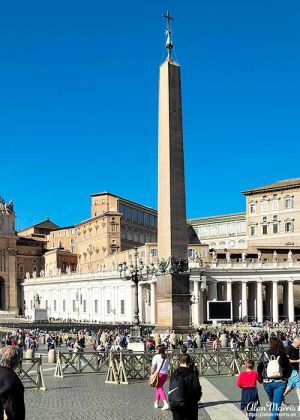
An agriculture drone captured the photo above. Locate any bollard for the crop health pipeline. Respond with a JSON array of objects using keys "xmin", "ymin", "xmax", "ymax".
[
  {"xmin": 48, "ymin": 349, "xmax": 56, "ymax": 364},
  {"xmin": 25, "ymin": 349, "xmax": 33, "ymax": 359},
  {"xmin": 220, "ymin": 334, "xmax": 228, "ymax": 348}
]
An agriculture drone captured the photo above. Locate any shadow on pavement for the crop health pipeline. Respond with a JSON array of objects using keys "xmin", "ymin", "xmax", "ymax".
[{"xmin": 199, "ymin": 400, "xmax": 241, "ymax": 408}]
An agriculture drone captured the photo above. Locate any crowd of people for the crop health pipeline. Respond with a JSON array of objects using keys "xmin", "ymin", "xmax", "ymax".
[{"xmin": 0, "ymin": 323, "xmax": 299, "ymax": 419}]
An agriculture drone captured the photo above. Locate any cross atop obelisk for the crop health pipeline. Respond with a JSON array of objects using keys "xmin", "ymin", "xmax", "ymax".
[{"xmin": 163, "ymin": 11, "xmax": 174, "ymax": 59}]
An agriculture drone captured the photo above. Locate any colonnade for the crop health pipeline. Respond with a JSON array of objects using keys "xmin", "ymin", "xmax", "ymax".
[{"xmin": 191, "ymin": 277, "xmax": 296, "ymax": 324}]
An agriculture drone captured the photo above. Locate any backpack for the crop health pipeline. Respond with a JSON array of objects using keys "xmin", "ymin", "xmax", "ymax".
[
  {"xmin": 265, "ymin": 353, "xmax": 282, "ymax": 379},
  {"xmin": 168, "ymin": 371, "xmax": 185, "ymax": 407}
]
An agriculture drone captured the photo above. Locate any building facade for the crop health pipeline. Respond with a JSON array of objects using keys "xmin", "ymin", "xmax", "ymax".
[
  {"xmin": 243, "ymin": 179, "xmax": 300, "ymax": 247},
  {"xmin": 24, "ymin": 255, "xmax": 300, "ymax": 324}
]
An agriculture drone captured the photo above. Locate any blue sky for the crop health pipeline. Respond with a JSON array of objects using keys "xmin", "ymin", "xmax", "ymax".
[{"xmin": 0, "ymin": 1, "xmax": 299, "ymax": 229}]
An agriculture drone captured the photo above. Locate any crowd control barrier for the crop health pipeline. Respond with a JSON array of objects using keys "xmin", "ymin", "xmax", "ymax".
[
  {"xmin": 18, "ymin": 354, "xmax": 46, "ymax": 390},
  {"xmin": 53, "ymin": 348, "xmax": 264, "ymax": 385},
  {"xmin": 105, "ymin": 348, "xmax": 265, "ymax": 385},
  {"xmin": 54, "ymin": 351, "xmax": 110, "ymax": 378}
]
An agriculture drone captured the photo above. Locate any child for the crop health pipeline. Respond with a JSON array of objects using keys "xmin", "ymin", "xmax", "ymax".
[{"xmin": 236, "ymin": 359, "xmax": 262, "ymax": 419}]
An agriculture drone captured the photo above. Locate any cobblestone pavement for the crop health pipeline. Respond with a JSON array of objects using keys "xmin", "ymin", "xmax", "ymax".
[
  {"xmin": 208, "ymin": 376, "xmax": 299, "ymax": 418},
  {"xmin": 24, "ymin": 369, "xmax": 299, "ymax": 420},
  {"xmin": 24, "ymin": 370, "xmax": 210, "ymax": 420}
]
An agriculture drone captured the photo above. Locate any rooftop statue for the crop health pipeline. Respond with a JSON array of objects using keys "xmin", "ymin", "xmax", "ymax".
[{"xmin": 0, "ymin": 197, "xmax": 14, "ymax": 214}]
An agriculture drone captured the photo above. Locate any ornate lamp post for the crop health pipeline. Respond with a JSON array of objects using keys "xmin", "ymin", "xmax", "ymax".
[{"xmin": 119, "ymin": 247, "xmax": 154, "ymax": 340}]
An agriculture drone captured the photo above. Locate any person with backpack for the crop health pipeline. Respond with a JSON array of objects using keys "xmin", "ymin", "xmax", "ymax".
[
  {"xmin": 257, "ymin": 338, "xmax": 292, "ymax": 420},
  {"xmin": 168, "ymin": 353, "xmax": 202, "ymax": 420}
]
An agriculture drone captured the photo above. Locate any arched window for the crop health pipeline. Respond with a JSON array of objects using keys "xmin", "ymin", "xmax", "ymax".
[
  {"xmin": 238, "ymin": 239, "xmax": 246, "ymax": 246},
  {"xmin": 219, "ymin": 241, "xmax": 226, "ymax": 249},
  {"xmin": 209, "ymin": 242, "xmax": 216, "ymax": 249}
]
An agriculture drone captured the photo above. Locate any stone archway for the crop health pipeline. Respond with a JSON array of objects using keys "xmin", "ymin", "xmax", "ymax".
[{"xmin": 0, "ymin": 277, "xmax": 5, "ymax": 310}]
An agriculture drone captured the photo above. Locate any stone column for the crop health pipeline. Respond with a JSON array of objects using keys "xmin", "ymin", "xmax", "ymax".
[
  {"xmin": 288, "ymin": 280, "xmax": 295, "ymax": 323},
  {"xmin": 7, "ymin": 248, "xmax": 18, "ymax": 312},
  {"xmin": 198, "ymin": 287, "xmax": 205, "ymax": 324},
  {"xmin": 150, "ymin": 282, "xmax": 156, "ymax": 325},
  {"xmin": 193, "ymin": 279, "xmax": 200, "ymax": 326},
  {"xmin": 138, "ymin": 283, "xmax": 143, "ymax": 323},
  {"xmin": 272, "ymin": 280, "xmax": 279, "ymax": 323},
  {"xmin": 241, "ymin": 281, "xmax": 248, "ymax": 321},
  {"xmin": 226, "ymin": 281, "xmax": 232, "ymax": 301},
  {"xmin": 256, "ymin": 281, "xmax": 263, "ymax": 323},
  {"xmin": 208, "ymin": 281, "xmax": 217, "ymax": 301}
]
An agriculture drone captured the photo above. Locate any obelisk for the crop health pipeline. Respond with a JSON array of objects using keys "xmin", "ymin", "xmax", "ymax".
[{"xmin": 156, "ymin": 12, "xmax": 190, "ymax": 332}]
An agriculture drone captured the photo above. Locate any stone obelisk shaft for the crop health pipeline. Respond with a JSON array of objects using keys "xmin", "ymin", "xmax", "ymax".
[{"xmin": 157, "ymin": 58, "xmax": 187, "ymax": 260}]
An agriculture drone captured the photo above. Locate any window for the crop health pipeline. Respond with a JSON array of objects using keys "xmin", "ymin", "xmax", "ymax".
[
  {"xmin": 72, "ymin": 300, "xmax": 76, "ymax": 312},
  {"xmin": 70, "ymin": 238, "xmax": 76, "ymax": 244},
  {"xmin": 285, "ymin": 220, "xmax": 294, "ymax": 232},
  {"xmin": 273, "ymin": 224, "xmax": 279, "ymax": 234},
  {"xmin": 83, "ymin": 300, "xmax": 86, "ymax": 313},
  {"xmin": 261, "ymin": 200, "xmax": 268, "ymax": 213},
  {"xmin": 250, "ymin": 225, "xmax": 256, "ymax": 236},
  {"xmin": 188, "ymin": 249, "xmax": 193, "ymax": 257},
  {"xmin": 262, "ymin": 225, "xmax": 268, "ymax": 235},
  {"xmin": 120, "ymin": 300, "xmax": 125, "ymax": 315},
  {"xmin": 150, "ymin": 248, "xmax": 157, "ymax": 257},
  {"xmin": 54, "ymin": 300, "xmax": 57, "ymax": 311},
  {"xmin": 272, "ymin": 199, "xmax": 279, "ymax": 211},
  {"xmin": 262, "ymin": 216, "xmax": 267, "ymax": 222},
  {"xmin": 111, "ymin": 224, "xmax": 117, "ymax": 232},
  {"xmin": 273, "ymin": 215, "xmax": 278, "ymax": 221},
  {"xmin": 63, "ymin": 300, "xmax": 66, "ymax": 312},
  {"xmin": 150, "ymin": 215, "xmax": 155, "ymax": 227},
  {"xmin": 250, "ymin": 202, "xmax": 256, "ymax": 213},
  {"xmin": 94, "ymin": 300, "xmax": 98, "ymax": 314},
  {"xmin": 209, "ymin": 242, "xmax": 217, "ymax": 248},
  {"xmin": 200, "ymin": 249, "xmax": 206, "ymax": 257},
  {"xmin": 32, "ymin": 265, "xmax": 37, "ymax": 272},
  {"xmin": 285, "ymin": 197, "xmax": 293, "ymax": 209},
  {"xmin": 106, "ymin": 300, "xmax": 111, "ymax": 314},
  {"xmin": 19, "ymin": 264, "xmax": 24, "ymax": 274},
  {"xmin": 219, "ymin": 241, "xmax": 226, "ymax": 248}
]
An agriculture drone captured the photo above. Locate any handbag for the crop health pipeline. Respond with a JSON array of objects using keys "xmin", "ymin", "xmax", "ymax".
[{"xmin": 148, "ymin": 357, "xmax": 166, "ymax": 387}]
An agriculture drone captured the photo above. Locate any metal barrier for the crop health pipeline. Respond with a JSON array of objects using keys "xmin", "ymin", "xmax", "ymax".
[
  {"xmin": 54, "ymin": 351, "xmax": 110, "ymax": 378},
  {"xmin": 105, "ymin": 348, "xmax": 265, "ymax": 385},
  {"xmin": 17, "ymin": 355, "xmax": 46, "ymax": 390},
  {"xmin": 52, "ymin": 348, "xmax": 264, "ymax": 384}
]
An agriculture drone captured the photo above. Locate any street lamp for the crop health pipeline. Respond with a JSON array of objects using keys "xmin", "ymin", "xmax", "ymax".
[{"xmin": 119, "ymin": 247, "xmax": 154, "ymax": 340}]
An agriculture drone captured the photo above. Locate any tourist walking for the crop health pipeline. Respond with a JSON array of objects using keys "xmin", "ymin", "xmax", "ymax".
[
  {"xmin": 257, "ymin": 338, "xmax": 292, "ymax": 420},
  {"xmin": 168, "ymin": 353, "xmax": 202, "ymax": 420},
  {"xmin": 283, "ymin": 336, "xmax": 300, "ymax": 410},
  {"xmin": 236, "ymin": 359, "xmax": 261, "ymax": 419},
  {"xmin": 151, "ymin": 345, "xmax": 169, "ymax": 410},
  {"xmin": 0, "ymin": 346, "xmax": 25, "ymax": 420}
]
